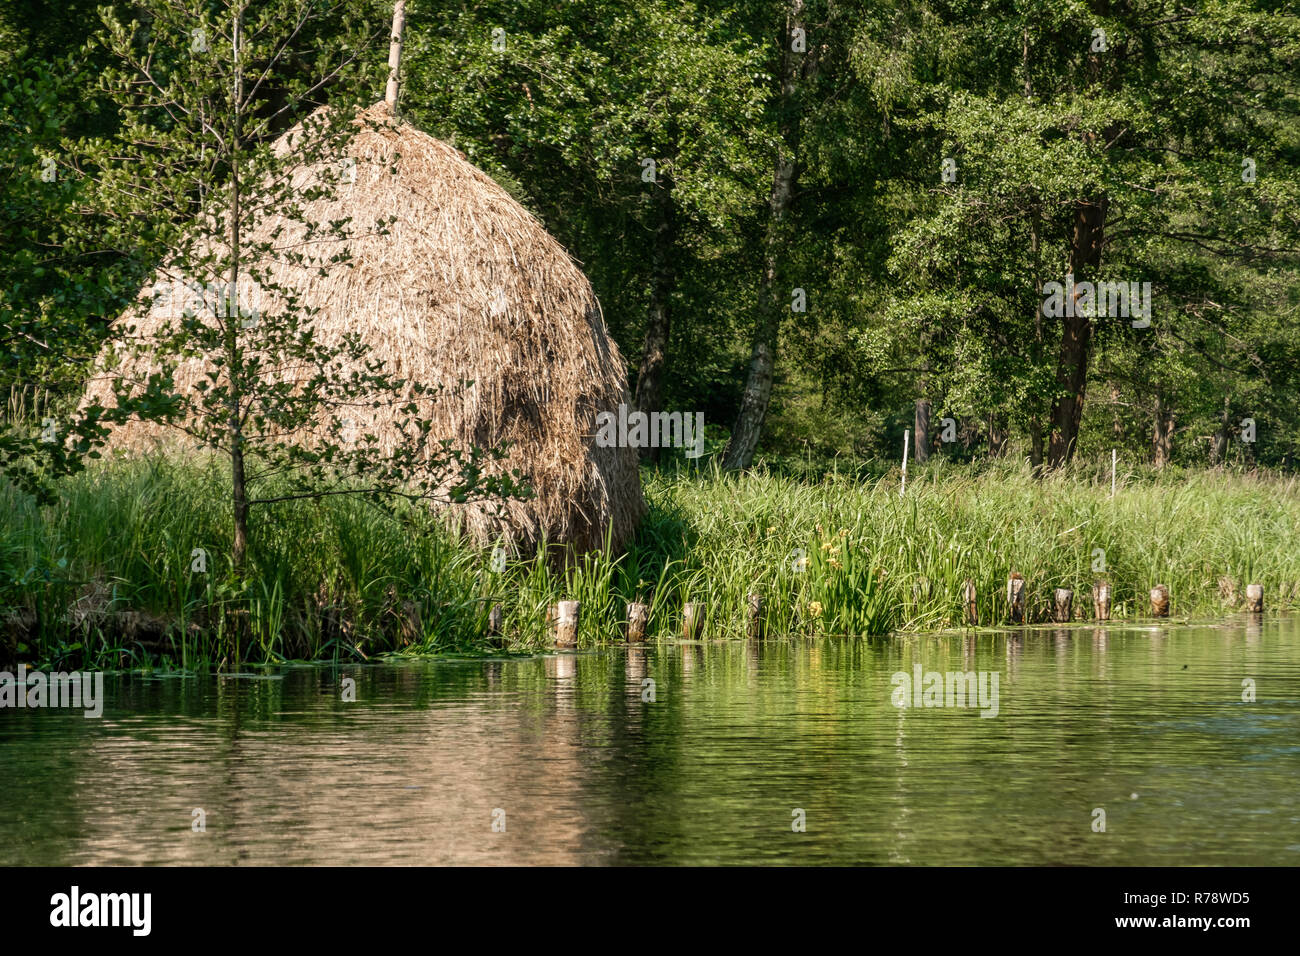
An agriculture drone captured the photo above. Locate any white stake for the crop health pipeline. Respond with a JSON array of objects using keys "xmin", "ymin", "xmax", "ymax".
[
  {"xmin": 1111, "ymin": 448, "xmax": 1116, "ymax": 497},
  {"xmin": 901, "ymin": 428, "xmax": 910, "ymax": 497}
]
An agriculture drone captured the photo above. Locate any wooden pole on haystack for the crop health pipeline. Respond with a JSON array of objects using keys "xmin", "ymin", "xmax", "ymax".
[{"xmin": 385, "ymin": 1, "xmax": 407, "ymax": 109}]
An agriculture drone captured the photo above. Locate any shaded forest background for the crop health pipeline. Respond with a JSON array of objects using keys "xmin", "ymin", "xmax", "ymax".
[{"xmin": 3, "ymin": 0, "xmax": 1298, "ymax": 472}]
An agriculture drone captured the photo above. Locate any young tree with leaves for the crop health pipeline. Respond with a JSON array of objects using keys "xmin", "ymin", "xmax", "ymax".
[{"xmin": 74, "ymin": 0, "xmax": 520, "ymax": 576}]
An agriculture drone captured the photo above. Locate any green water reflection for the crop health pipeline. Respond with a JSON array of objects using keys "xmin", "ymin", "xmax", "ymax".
[{"xmin": 2, "ymin": 618, "xmax": 1298, "ymax": 864}]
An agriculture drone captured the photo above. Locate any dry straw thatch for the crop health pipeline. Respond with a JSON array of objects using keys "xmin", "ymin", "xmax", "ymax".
[{"xmin": 84, "ymin": 102, "xmax": 645, "ymax": 554}]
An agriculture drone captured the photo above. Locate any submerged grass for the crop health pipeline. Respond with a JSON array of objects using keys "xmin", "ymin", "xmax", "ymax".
[{"xmin": 3, "ymin": 453, "xmax": 1299, "ymax": 670}]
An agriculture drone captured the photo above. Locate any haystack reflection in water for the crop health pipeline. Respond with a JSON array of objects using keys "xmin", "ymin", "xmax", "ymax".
[{"xmin": 2, "ymin": 618, "xmax": 1298, "ymax": 865}]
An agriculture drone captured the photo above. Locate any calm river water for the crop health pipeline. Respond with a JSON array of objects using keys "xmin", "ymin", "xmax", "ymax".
[{"xmin": 3, "ymin": 618, "xmax": 1299, "ymax": 865}]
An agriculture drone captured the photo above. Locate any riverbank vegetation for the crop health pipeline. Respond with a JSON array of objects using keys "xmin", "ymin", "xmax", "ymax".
[
  {"xmin": 4, "ymin": 455, "xmax": 1298, "ymax": 670},
  {"xmin": 2, "ymin": 3, "xmax": 1299, "ymax": 671}
]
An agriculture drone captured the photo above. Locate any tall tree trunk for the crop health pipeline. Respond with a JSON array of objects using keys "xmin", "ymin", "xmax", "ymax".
[
  {"xmin": 1028, "ymin": 205, "xmax": 1045, "ymax": 472},
  {"xmin": 230, "ymin": 6, "xmax": 249, "ymax": 572},
  {"xmin": 1028, "ymin": 200, "xmax": 1045, "ymax": 473},
  {"xmin": 913, "ymin": 398, "xmax": 931, "ymax": 462},
  {"xmin": 1025, "ymin": 29, "xmax": 1046, "ymax": 477},
  {"xmin": 1047, "ymin": 0, "xmax": 1113, "ymax": 469},
  {"xmin": 633, "ymin": 174, "xmax": 677, "ymax": 462},
  {"xmin": 721, "ymin": 0, "xmax": 815, "ymax": 470},
  {"xmin": 1047, "ymin": 193, "xmax": 1106, "ymax": 467}
]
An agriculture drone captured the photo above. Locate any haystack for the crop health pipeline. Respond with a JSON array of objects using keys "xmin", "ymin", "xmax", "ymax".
[{"xmin": 83, "ymin": 102, "xmax": 645, "ymax": 554}]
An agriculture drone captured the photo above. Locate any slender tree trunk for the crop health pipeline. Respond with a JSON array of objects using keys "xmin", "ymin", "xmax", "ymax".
[
  {"xmin": 914, "ymin": 398, "xmax": 931, "ymax": 462},
  {"xmin": 722, "ymin": 0, "xmax": 815, "ymax": 470},
  {"xmin": 988, "ymin": 413, "xmax": 1008, "ymax": 458},
  {"xmin": 1111, "ymin": 383, "xmax": 1123, "ymax": 443},
  {"xmin": 915, "ymin": 316, "xmax": 932, "ymax": 462},
  {"xmin": 634, "ymin": 172, "xmax": 677, "ymax": 462},
  {"xmin": 1210, "ymin": 394, "xmax": 1230, "ymax": 464},
  {"xmin": 1028, "ymin": 201, "xmax": 1045, "ymax": 473},
  {"xmin": 1152, "ymin": 394, "xmax": 1174, "ymax": 468},
  {"xmin": 385, "ymin": 0, "xmax": 406, "ymax": 109},
  {"xmin": 1025, "ymin": 30, "xmax": 1046, "ymax": 476},
  {"xmin": 229, "ymin": 6, "xmax": 249, "ymax": 571},
  {"xmin": 721, "ymin": 212, "xmax": 784, "ymax": 470}
]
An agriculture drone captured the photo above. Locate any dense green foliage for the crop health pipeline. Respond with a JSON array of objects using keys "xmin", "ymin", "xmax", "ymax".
[
  {"xmin": 5, "ymin": 1, "xmax": 1297, "ymax": 479},
  {"xmin": 396, "ymin": 0, "xmax": 1300, "ymax": 467}
]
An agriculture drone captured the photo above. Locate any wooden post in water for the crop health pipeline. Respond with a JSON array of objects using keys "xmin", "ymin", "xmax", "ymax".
[
  {"xmin": 626, "ymin": 601, "xmax": 650, "ymax": 643},
  {"xmin": 1246, "ymin": 584, "xmax": 1264, "ymax": 614},
  {"xmin": 963, "ymin": 579, "xmax": 978, "ymax": 626},
  {"xmin": 552, "ymin": 600, "xmax": 580, "ymax": 647},
  {"xmin": 682, "ymin": 602, "xmax": 706, "ymax": 640},
  {"xmin": 1054, "ymin": 588, "xmax": 1073, "ymax": 623},
  {"xmin": 1092, "ymin": 582, "xmax": 1111, "ymax": 621},
  {"xmin": 1007, "ymin": 573, "xmax": 1026, "ymax": 624},
  {"xmin": 1149, "ymin": 585, "xmax": 1170, "ymax": 618},
  {"xmin": 747, "ymin": 593, "xmax": 765, "ymax": 640}
]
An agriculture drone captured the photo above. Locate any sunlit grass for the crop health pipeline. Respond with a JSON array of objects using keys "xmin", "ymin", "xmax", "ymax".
[{"xmin": 3, "ymin": 453, "xmax": 1299, "ymax": 669}]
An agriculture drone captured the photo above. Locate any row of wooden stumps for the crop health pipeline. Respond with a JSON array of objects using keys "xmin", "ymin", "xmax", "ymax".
[
  {"xmin": 965, "ymin": 575, "xmax": 1267, "ymax": 625},
  {"xmin": 482, "ymin": 578, "xmax": 1271, "ymax": 645},
  {"xmin": 490, "ymin": 594, "xmax": 769, "ymax": 647}
]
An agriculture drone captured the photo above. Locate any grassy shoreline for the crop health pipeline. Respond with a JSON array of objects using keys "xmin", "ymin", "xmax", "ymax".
[{"xmin": 3, "ymin": 455, "xmax": 1299, "ymax": 670}]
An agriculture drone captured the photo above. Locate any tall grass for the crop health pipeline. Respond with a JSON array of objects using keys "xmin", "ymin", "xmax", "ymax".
[
  {"xmin": 3, "ymin": 453, "xmax": 1299, "ymax": 669},
  {"xmin": 644, "ymin": 456, "xmax": 1300, "ymax": 633}
]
